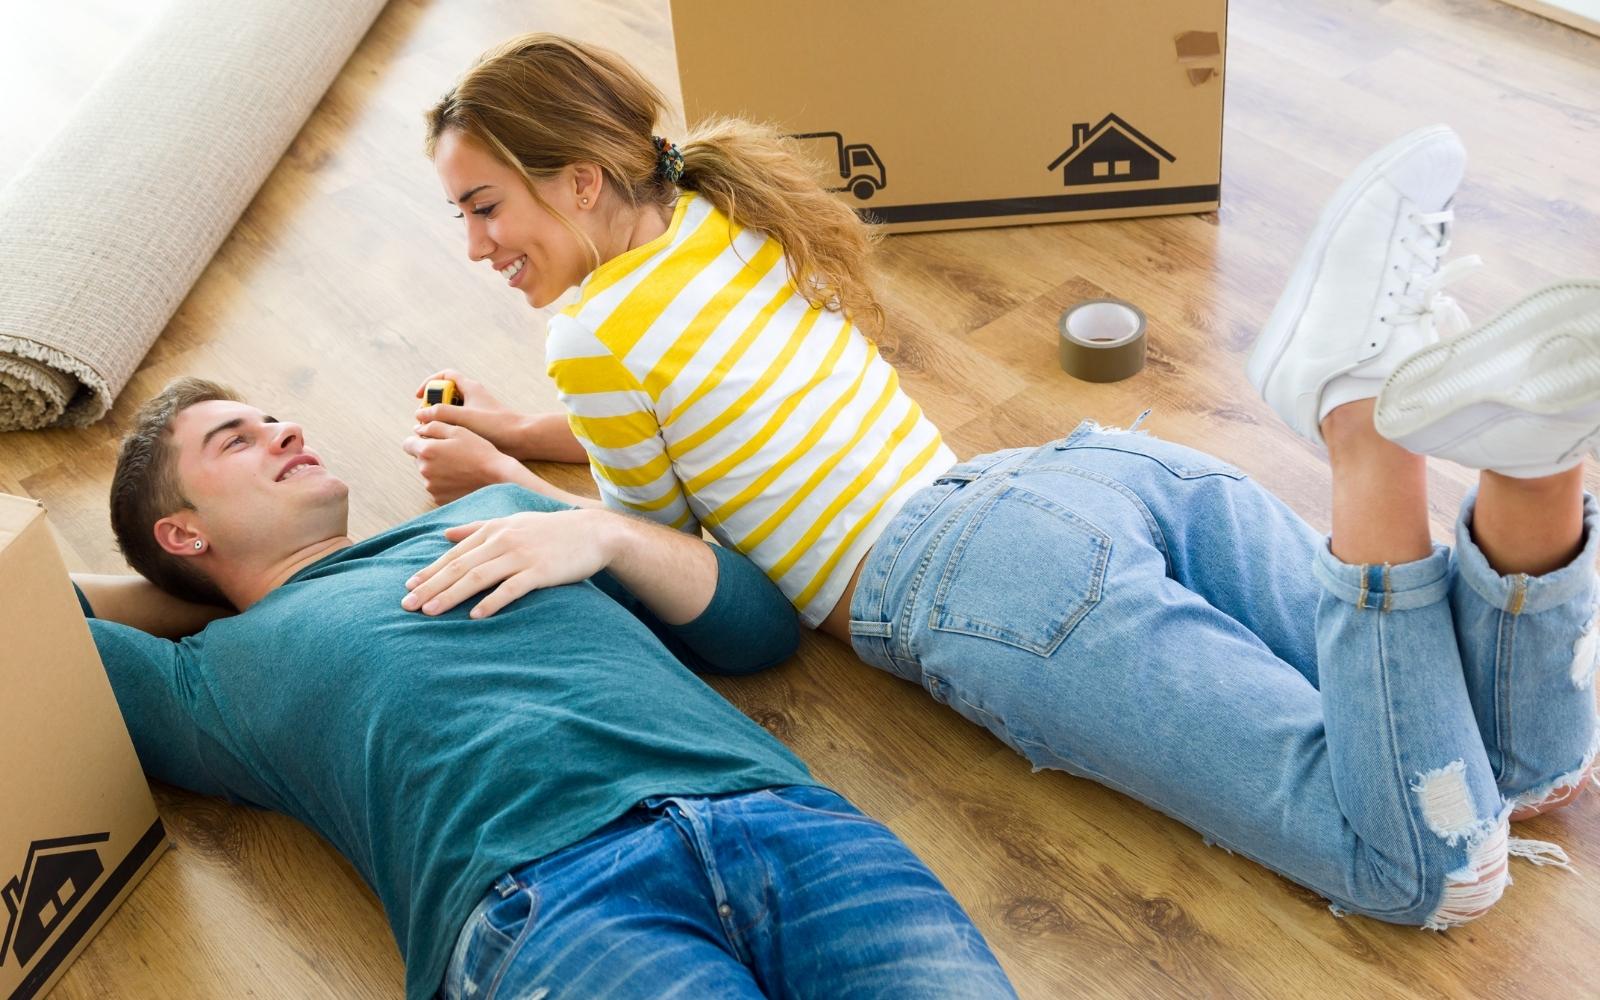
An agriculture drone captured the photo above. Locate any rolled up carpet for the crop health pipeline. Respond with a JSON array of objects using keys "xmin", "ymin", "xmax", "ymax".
[{"xmin": 0, "ymin": 0, "xmax": 388, "ymax": 431}]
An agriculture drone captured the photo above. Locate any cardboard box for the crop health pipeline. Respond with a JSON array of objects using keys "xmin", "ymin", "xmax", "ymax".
[
  {"xmin": 671, "ymin": 0, "xmax": 1227, "ymax": 234},
  {"xmin": 1, "ymin": 494, "xmax": 167, "ymax": 1000}
]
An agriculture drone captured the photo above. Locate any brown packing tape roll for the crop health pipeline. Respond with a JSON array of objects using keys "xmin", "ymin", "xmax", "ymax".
[{"xmin": 1058, "ymin": 298, "xmax": 1148, "ymax": 382}]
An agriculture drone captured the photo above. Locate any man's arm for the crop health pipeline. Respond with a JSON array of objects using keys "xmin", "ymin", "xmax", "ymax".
[
  {"xmin": 73, "ymin": 585, "xmax": 233, "ymax": 797},
  {"xmin": 591, "ymin": 512, "xmax": 801, "ymax": 675},
  {"xmin": 594, "ymin": 510, "xmax": 719, "ymax": 624},
  {"xmin": 403, "ymin": 496, "xmax": 800, "ymax": 674},
  {"xmin": 71, "ymin": 573, "xmax": 234, "ymax": 638}
]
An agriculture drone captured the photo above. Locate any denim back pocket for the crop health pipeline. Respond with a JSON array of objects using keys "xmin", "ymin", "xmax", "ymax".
[{"xmin": 928, "ymin": 484, "xmax": 1110, "ymax": 656}]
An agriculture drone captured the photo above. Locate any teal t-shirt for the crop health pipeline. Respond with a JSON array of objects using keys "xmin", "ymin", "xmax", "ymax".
[{"xmin": 83, "ymin": 484, "xmax": 811, "ymax": 1000}]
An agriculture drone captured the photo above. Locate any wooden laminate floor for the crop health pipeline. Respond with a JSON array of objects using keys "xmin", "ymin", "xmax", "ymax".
[{"xmin": 4, "ymin": 0, "xmax": 1598, "ymax": 997}]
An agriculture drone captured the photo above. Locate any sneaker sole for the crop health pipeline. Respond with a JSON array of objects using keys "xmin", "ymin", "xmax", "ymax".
[
  {"xmin": 1245, "ymin": 124, "xmax": 1459, "ymax": 436},
  {"xmin": 1376, "ymin": 280, "xmax": 1600, "ymax": 469}
]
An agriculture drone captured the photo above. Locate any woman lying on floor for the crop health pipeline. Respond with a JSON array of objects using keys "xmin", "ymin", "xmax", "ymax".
[{"xmin": 400, "ymin": 33, "xmax": 1600, "ymax": 938}]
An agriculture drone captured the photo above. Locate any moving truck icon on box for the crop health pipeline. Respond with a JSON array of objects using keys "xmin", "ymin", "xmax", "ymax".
[
  {"xmin": 789, "ymin": 132, "xmax": 886, "ymax": 200},
  {"xmin": 1, "ymin": 833, "xmax": 109, "ymax": 969}
]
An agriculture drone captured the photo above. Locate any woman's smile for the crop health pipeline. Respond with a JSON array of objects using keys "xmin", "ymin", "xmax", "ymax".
[{"xmin": 494, "ymin": 254, "xmax": 529, "ymax": 287}]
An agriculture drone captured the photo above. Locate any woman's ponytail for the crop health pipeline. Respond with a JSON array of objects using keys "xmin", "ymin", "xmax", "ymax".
[{"xmin": 677, "ymin": 117, "xmax": 884, "ymax": 334}]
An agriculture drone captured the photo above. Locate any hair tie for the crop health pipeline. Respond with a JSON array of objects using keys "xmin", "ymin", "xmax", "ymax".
[{"xmin": 652, "ymin": 135, "xmax": 685, "ymax": 184}]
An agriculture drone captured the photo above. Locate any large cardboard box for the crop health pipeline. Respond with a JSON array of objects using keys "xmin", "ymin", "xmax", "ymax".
[
  {"xmin": 671, "ymin": 0, "xmax": 1228, "ymax": 234},
  {"xmin": 1, "ymin": 494, "xmax": 167, "ymax": 1000}
]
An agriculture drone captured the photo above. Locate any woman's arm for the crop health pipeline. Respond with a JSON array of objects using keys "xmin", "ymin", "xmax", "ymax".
[
  {"xmin": 71, "ymin": 573, "xmax": 234, "ymax": 639},
  {"xmin": 416, "ymin": 406, "xmax": 588, "ymax": 464},
  {"xmin": 403, "ymin": 421, "xmax": 602, "ymax": 507},
  {"xmin": 511, "ymin": 411, "xmax": 589, "ymax": 464}
]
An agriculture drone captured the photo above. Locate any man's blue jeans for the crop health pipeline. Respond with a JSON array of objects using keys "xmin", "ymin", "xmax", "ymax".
[
  {"xmin": 437, "ymin": 785, "xmax": 1017, "ymax": 999},
  {"xmin": 849, "ymin": 423, "xmax": 1599, "ymax": 928}
]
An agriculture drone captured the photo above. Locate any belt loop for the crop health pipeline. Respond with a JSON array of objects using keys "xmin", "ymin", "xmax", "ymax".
[{"xmin": 849, "ymin": 619, "xmax": 892, "ymax": 639}]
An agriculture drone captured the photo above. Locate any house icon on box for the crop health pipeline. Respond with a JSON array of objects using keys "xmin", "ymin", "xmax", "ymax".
[
  {"xmin": 1, "ymin": 833, "xmax": 108, "ymax": 968},
  {"xmin": 1047, "ymin": 113, "xmax": 1176, "ymax": 186}
]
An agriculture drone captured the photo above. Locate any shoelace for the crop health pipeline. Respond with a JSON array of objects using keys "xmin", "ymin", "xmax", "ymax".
[{"xmin": 1382, "ymin": 208, "xmax": 1483, "ymax": 335}]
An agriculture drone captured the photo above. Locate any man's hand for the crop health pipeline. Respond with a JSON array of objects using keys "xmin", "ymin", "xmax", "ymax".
[
  {"xmin": 402, "ymin": 508, "xmax": 720, "ymax": 624},
  {"xmin": 401, "ymin": 510, "xmax": 622, "ymax": 618}
]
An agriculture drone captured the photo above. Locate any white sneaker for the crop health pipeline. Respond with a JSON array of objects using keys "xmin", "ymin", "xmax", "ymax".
[
  {"xmin": 1247, "ymin": 125, "xmax": 1479, "ymax": 445},
  {"xmin": 1376, "ymin": 281, "xmax": 1600, "ymax": 477}
]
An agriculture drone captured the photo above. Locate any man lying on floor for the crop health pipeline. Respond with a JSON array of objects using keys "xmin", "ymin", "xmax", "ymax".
[{"xmin": 72, "ymin": 377, "xmax": 1017, "ymax": 1000}]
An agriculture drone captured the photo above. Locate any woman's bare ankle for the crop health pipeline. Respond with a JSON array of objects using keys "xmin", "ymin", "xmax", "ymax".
[
  {"xmin": 1480, "ymin": 466, "xmax": 1585, "ymax": 497},
  {"xmin": 1325, "ymin": 400, "xmax": 1433, "ymax": 565},
  {"xmin": 1320, "ymin": 399, "xmax": 1378, "ymax": 452},
  {"xmin": 1473, "ymin": 466, "xmax": 1586, "ymax": 576}
]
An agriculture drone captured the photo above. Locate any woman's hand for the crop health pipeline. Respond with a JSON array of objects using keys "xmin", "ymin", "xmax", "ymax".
[
  {"xmin": 402, "ymin": 421, "xmax": 526, "ymax": 505},
  {"xmin": 415, "ymin": 369, "xmax": 511, "ymax": 412},
  {"xmin": 400, "ymin": 510, "xmax": 620, "ymax": 618},
  {"xmin": 414, "ymin": 369, "xmax": 588, "ymax": 463},
  {"xmin": 413, "ymin": 369, "xmax": 532, "ymax": 457}
]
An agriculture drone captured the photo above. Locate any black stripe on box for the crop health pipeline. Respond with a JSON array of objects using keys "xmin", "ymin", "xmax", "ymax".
[
  {"xmin": 859, "ymin": 183, "xmax": 1222, "ymax": 224},
  {"xmin": 8, "ymin": 819, "xmax": 166, "ymax": 1000}
]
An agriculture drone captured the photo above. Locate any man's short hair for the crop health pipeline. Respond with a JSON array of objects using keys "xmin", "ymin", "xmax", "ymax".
[{"xmin": 109, "ymin": 377, "xmax": 241, "ymax": 608}]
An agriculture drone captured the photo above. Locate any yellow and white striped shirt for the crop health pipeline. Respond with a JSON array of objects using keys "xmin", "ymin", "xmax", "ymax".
[{"xmin": 547, "ymin": 192, "xmax": 955, "ymax": 626}]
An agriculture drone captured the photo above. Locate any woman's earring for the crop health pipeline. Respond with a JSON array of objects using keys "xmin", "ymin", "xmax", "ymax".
[
  {"xmin": 579, "ymin": 196, "xmax": 589, "ymax": 206},
  {"xmin": 194, "ymin": 540, "xmax": 204, "ymax": 550}
]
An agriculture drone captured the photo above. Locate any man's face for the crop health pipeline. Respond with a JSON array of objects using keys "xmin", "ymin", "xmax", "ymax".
[{"xmin": 166, "ymin": 400, "xmax": 350, "ymax": 560}]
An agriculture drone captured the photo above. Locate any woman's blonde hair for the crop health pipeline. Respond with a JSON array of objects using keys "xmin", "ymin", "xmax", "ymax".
[{"xmin": 424, "ymin": 33, "xmax": 884, "ymax": 333}]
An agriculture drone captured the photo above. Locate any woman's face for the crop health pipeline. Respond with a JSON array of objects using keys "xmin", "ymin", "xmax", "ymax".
[{"xmin": 433, "ymin": 129, "xmax": 594, "ymax": 309}]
